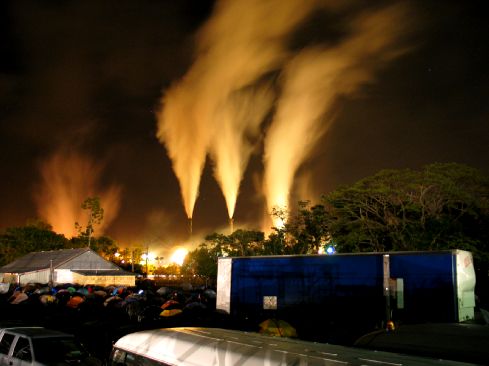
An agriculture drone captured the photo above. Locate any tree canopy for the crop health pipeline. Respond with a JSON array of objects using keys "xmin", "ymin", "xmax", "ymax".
[
  {"xmin": 324, "ymin": 163, "xmax": 489, "ymax": 262},
  {"xmin": 0, "ymin": 220, "xmax": 69, "ymax": 266},
  {"xmin": 0, "ymin": 220, "xmax": 121, "ymax": 267}
]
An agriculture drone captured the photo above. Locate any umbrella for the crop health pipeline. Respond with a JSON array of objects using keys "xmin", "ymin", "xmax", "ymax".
[
  {"xmin": 112, "ymin": 287, "xmax": 125, "ymax": 296},
  {"xmin": 10, "ymin": 292, "xmax": 28, "ymax": 304},
  {"xmin": 183, "ymin": 302, "xmax": 207, "ymax": 318},
  {"xmin": 35, "ymin": 287, "xmax": 51, "ymax": 295},
  {"xmin": 156, "ymin": 287, "xmax": 170, "ymax": 296},
  {"xmin": 160, "ymin": 308, "xmax": 183, "ymax": 317},
  {"xmin": 24, "ymin": 283, "xmax": 36, "ymax": 293},
  {"xmin": 94, "ymin": 290, "xmax": 108, "ymax": 298},
  {"xmin": 55, "ymin": 290, "xmax": 71, "ymax": 302},
  {"xmin": 124, "ymin": 294, "xmax": 141, "ymax": 303},
  {"xmin": 66, "ymin": 295, "xmax": 85, "ymax": 309},
  {"xmin": 77, "ymin": 287, "xmax": 89, "ymax": 296},
  {"xmin": 161, "ymin": 299, "xmax": 181, "ymax": 310},
  {"xmin": 181, "ymin": 282, "xmax": 193, "ymax": 291},
  {"xmin": 138, "ymin": 305, "xmax": 163, "ymax": 322},
  {"xmin": 104, "ymin": 296, "xmax": 123, "ymax": 307},
  {"xmin": 204, "ymin": 289, "xmax": 216, "ymax": 298},
  {"xmin": 40, "ymin": 294, "xmax": 56, "ymax": 304},
  {"xmin": 0, "ymin": 283, "xmax": 9, "ymax": 294},
  {"xmin": 184, "ymin": 302, "xmax": 207, "ymax": 311},
  {"xmin": 259, "ymin": 319, "xmax": 297, "ymax": 338},
  {"xmin": 105, "ymin": 285, "xmax": 116, "ymax": 293}
]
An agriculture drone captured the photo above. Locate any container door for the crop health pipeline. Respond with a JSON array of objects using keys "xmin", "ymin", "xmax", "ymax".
[
  {"xmin": 455, "ymin": 250, "xmax": 476, "ymax": 321},
  {"xmin": 216, "ymin": 258, "xmax": 233, "ymax": 314}
]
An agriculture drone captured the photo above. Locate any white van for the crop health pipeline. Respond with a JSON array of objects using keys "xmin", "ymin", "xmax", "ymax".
[{"xmin": 110, "ymin": 327, "xmax": 473, "ymax": 366}]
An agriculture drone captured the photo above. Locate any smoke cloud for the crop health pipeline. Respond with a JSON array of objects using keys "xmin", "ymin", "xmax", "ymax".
[
  {"xmin": 157, "ymin": 0, "xmax": 416, "ymax": 230},
  {"xmin": 35, "ymin": 149, "xmax": 122, "ymax": 238},
  {"xmin": 264, "ymin": 4, "xmax": 414, "ymax": 220},
  {"xmin": 209, "ymin": 86, "xmax": 273, "ymax": 219},
  {"xmin": 157, "ymin": 0, "xmax": 318, "ymax": 220}
]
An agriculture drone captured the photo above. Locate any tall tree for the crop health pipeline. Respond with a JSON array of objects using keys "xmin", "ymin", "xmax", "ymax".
[
  {"xmin": 228, "ymin": 229, "xmax": 265, "ymax": 256},
  {"xmin": 284, "ymin": 201, "xmax": 329, "ymax": 254},
  {"xmin": 324, "ymin": 168, "xmax": 420, "ymax": 252},
  {"xmin": 262, "ymin": 232, "xmax": 286, "ymax": 255},
  {"xmin": 75, "ymin": 197, "xmax": 104, "ymax": 248},
  {"xmin": 182, "ymin": 230, "xmax": 267, "ymax": 281},
  {"xmin": 181, "ymin": 243, "xmax": 220, "ymax": 280}
]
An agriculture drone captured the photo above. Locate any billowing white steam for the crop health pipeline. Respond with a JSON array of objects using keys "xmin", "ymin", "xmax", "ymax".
[
  {"xmin": 157, "ymin": 0, "xmax": 318, "ymax": 220},
  {"xmin": 264, "ymin": 4, "xmax": 413, "ymax": 221},
  {"xmin": 35, "ymin": 150, "xmax": 121, "ymax": 237},
  {"xmin": 209, "ymin": 86, "xmax": 273, "ymax": 218},
  {"xmin": 157, "ymin": 0, "xmax": 416, "ymax": 229}
]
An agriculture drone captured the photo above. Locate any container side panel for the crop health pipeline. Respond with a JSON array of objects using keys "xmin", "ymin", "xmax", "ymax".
[
  {"xmin": 229, "ymin": 255, "xmax": 385, "ymax": 343},
  {"xmin": 390, "ymin": 252, "xmax": 456, "ymax": 322}
]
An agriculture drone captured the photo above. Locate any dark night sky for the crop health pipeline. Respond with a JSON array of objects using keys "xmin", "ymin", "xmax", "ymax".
[{"xmin": 1, "ymin": 1, "xmax": 488, "ymax": 253}]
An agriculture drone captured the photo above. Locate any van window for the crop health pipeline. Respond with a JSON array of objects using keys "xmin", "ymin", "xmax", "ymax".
[
  {"xmin": 112, "ymin": 349, "xmax": 126, "ymax": 364},
  {"xmin": 13, "ymin": 337, "xmax": 32, "ymax": 362},
  {"xmin": 0, "ymin": 333, "xmax": 15, "ymax": 355},
  {"xmin": 32, "ymin": 336, "xmax": 88, "ymax": 363},
  {"xmin": 112, "ymin": 349, "xmax": 172, "ymax": 366}
]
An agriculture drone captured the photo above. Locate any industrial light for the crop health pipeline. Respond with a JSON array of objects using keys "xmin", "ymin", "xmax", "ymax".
[{"xmin": 326, "ymin": 245, "xmax": 336, "ymax": 255}]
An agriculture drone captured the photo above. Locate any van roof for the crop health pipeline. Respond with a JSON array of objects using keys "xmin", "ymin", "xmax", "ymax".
[{"xmin": 113, "ymin": 327, "xmax": 471, "ymax": 366}]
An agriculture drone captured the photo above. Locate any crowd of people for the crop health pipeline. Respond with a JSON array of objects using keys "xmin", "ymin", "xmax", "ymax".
[{"xmin": 0, "ymin": 280, "xmax": 227, "ymax": 362}]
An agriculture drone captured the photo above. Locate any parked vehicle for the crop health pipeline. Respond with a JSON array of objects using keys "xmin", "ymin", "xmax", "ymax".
[
  {"xmin": 0, "ymin": 326, "xmax": 100, "ymax": 365},
  {"xmin": 110, "ymin": 327, "xmax": 473, "ymax": 365}
]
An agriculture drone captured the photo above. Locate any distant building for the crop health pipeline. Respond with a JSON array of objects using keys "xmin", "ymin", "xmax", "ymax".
[{"xmin": 0, "ymin": 248, "xmax": 135, "ymax": 287}]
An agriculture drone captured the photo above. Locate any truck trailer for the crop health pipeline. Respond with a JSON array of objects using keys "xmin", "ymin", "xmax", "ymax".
[{"xmin": 216, "ymin": 250, "xmax": 476, "ymax": 343}]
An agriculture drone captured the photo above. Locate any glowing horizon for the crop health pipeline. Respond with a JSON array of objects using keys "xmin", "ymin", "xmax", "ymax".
[
  {"xmin": 170, "ymin": 247, "xmax": 188, "ymax": 266},
  {"xmin": 35, "ymin": 149, "xmax": 121, "ymax": 238}
]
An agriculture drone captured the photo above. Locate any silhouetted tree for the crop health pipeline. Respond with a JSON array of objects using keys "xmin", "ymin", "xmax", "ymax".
[
  {"xmin": 324, "ymin": 163, "xmax": 489, "ymax": 262},
  {"xmin": 0, "ymin": 220, "xmax": 68, "ymax": 266},
  {"xmin": 75, "ymin": 196, "xmax": 104, "ymax": 248},
  {"xmin": 283, "ymin": 201, "xmax": 329, "ymax": 254},
  {"xmin": 181, "ymin": 243, "xmax": 220, "ymax": 280}
]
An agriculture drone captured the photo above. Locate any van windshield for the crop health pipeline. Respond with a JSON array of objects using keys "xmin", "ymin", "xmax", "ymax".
[{"xmin": 32, "ymin": 336, "xmax": 89, "ymax": 363}]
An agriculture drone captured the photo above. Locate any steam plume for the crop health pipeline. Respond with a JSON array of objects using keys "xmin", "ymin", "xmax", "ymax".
[
  {"xmin": 209, "ymin": 87, "xmax": 273, "ymax": 219},
  {"xmin": 264, "ymin": 4, "xmax": 413, "ymax": 220},
  {"xmin": 157, "ymin": 0, "xmax": 317, "ymax": 220},
  {"xmin": 35, "ymin": 149, "xmax": 122, "ymax": 237}
]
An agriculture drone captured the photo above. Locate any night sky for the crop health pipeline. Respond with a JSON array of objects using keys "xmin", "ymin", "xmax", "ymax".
[{"xmin": 1, "ymin": 1, "xmax": 488, "ymax": 255}]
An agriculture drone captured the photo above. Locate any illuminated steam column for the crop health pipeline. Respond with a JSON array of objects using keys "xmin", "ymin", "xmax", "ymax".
[{"xmin": 229, "ymin": 217, "xmax": 234, "ymax": 235}]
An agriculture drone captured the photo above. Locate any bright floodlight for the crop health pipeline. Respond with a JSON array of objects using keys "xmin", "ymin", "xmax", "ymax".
[
  {"xmin": 170, "ymin": 248, "xmax": 188, "ymax": 266},
  {"xmin": 326, "ymin": 245, "xmax": 336, "ymax": 255}
]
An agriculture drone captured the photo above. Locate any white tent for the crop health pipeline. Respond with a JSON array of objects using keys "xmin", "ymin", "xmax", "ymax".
[{"xmin": 0, "ymin": 247, "xmax": 135, "ymax": 286}]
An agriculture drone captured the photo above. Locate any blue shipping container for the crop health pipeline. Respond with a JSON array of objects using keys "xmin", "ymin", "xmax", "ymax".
[{"xmin": 216, "ymin": 250, "xmax": 475, "ymax": 343}]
